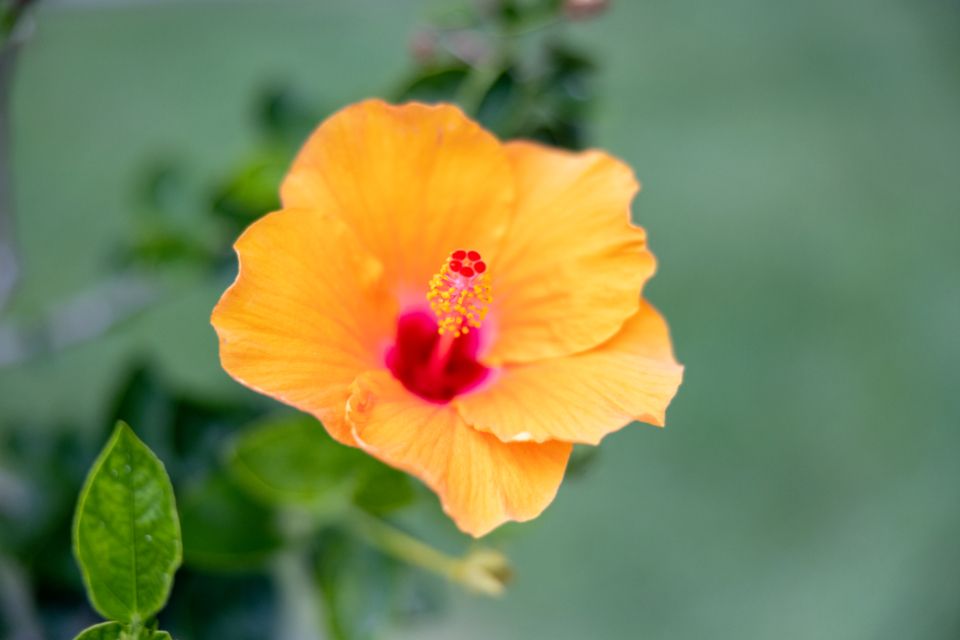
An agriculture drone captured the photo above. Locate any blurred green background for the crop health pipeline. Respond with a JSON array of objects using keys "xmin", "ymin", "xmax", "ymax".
[{"xmin": 2, "ymin": 0, "xmax": 959, "ymax": 638}]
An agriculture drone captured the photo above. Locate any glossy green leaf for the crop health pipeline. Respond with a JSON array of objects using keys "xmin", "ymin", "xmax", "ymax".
[
  {"xmin": 73, "ymin": 422, "xmax": 182, "ymax": 624},
  {"xmin": 72, "ymin": 619, "xmax": 173, "ymax": 639},
  {"xmin": 73, "ymin": 621, "xmax": 124, "ymax": 640}
]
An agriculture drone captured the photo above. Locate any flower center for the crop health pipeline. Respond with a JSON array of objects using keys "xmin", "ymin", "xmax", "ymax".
[{"xmin": 385, "ymin": 250, "xmax": 492, "ymax": 403}]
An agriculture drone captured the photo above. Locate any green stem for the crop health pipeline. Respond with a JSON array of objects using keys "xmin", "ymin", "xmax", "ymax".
[
  {"xmin": 456, "ymin": 57, "xmax": 502, "ymax": 117},
  {"xmin": 348, "ymin": 510, "xmax": 461, "ymax": 580},
  {"xmin": 123, "ymin": 620, "xmax": 143, "ymax": 640},
  {"xmin": 347, "ymin": 510, "xmax": 511, "ymax": 596}
]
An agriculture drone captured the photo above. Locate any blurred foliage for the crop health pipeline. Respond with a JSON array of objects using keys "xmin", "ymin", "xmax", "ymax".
[
  {"xmin": 0, "ymin": 0, "xmax": 610, "ymax": 638},
  {"xmin": 178, "ymin": 469, "xmax": 285, "ymax": 571},
  {"xmin": 116, "ymin": 85, "xmax": 319, "ymax": 274},
  {"xmin": 313, "ymin": 528, "xmax": 446, "ymax": 640},
  {"xmin": 227, "ymin": 415, "xmax": 415, "ymax": 516},
  {"xmin": 396, "ymin": 0, "xmax": 597, "ymax": 148},
  {"xmin": 0, "ymin": 0, "xmax": 37, "ymax": 44}
]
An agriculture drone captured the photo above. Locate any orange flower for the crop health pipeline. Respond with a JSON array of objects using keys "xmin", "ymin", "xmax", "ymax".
[{"xmin": 211, "ymin": 100, "xmax": 683, "ymax": 537}]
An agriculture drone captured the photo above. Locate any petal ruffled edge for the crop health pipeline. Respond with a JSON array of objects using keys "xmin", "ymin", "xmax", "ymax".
[
  {"xmin": 485, "ymin": 141, "xmax": 655, "ymax": 365},
  {"xmin": 346, "ymin": 371, "xmax": 572, "ymax": 537},
  {"xmin": 211, "ymin": 208, "xmax": 397, "ymax": 446},
  {"xmin": 456, "ymin": 300, "xmax": 683, "ymax": 445}
]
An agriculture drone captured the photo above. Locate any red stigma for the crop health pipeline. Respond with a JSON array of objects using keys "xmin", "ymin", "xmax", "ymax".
[{"xmin": 444, "ymin": 248, "xmax": 486, "ymax": 280}]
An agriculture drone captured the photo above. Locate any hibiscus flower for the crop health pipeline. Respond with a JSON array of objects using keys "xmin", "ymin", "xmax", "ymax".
[{"xmin": 211, "ymin": 99, "xmax": 683, "ymax": 537}]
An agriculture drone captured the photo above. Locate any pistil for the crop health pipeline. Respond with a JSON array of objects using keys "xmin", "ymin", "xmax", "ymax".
[{"xmin": 426, "ymin": 249, "xmax": 492, "ymax": 373}]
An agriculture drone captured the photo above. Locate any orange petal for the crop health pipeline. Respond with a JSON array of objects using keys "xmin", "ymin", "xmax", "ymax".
[
  {"xmin": 211, "ymin": 209, "xmax": 396, "ymax": 445},
  {"xmin": 346, "ymin": 371, "xmax": 571, "ymax": 537},
  {"xmin": 281, "ymin": 99, "xmax": 514, "ymax": 304},
  {"xmin": 486, "ymin": 141, "xmax": 655, "ymax": 364},
  {"xmin": 456, "ymin": 301, "xmax": 683, "ymax": 445}
]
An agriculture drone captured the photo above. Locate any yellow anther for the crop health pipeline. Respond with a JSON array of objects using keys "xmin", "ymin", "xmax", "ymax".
[{"xmin": 427, "ymin": 250, "xmax": 492, "ymax": 338}]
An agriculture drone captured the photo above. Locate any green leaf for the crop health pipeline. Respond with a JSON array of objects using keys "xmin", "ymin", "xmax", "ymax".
[
  {"xmin": 352, "ymin": 459, "xmax": 416, "ymax": 516},
  {"xmin": 394, "ymin": 66, "xmax": 469, "ymax": 104},
  {"xmin": 255, "ymin": 83, "xmax": 323, "ymax": 143},
  {"xmin": 179, "ymin": 471, "xmax": 283, "ymax": 570},
  {"xmin": 210, "ymin": 152, "xmax": 285, "ymax": 227},
  {"xmin": 72, "ymin": 621, "xmax": 173, "ymax": 640},
  {"xmin": 227, "ymin": 415, "xmax": 358, "ymax": 511},
  {"xmin": 566, "ymin": 445, "xmax": 601, "ymax": 479},
  {"xmin": 476, "ymin": 69, "xmax": 523, "ymax": 136},
  {"xmin": 228, "ymin": 414, "xmax": 416, "ymax": 516},
  {"xmin": 73, "ymin": 422, "xmax": 182, "ymax": 625},
  {"xmin": 73, "ymin": 621, "xmax": 124, "ymax": 640}
]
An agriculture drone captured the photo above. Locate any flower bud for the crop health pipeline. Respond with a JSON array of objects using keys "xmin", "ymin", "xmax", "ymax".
[
  {"xmin": 456, "ymin": 548, "xmax": 513, "ymax": 596},
  {"xmin": 564, "ymin": 0, "xmax": 610, "ymax": 21},
  {"xmin": 409, "ymin": 29, "xmax": 439, "ymax": 65},
  {"xmin": 450, "ymin": 30, "xmax": 490, "ymax": 66}
]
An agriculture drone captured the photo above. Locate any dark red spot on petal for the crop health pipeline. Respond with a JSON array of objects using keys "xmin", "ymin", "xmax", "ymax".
[{"xmin": 386, "ymin": 312, "xmax": 489, "ymax": 403}]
